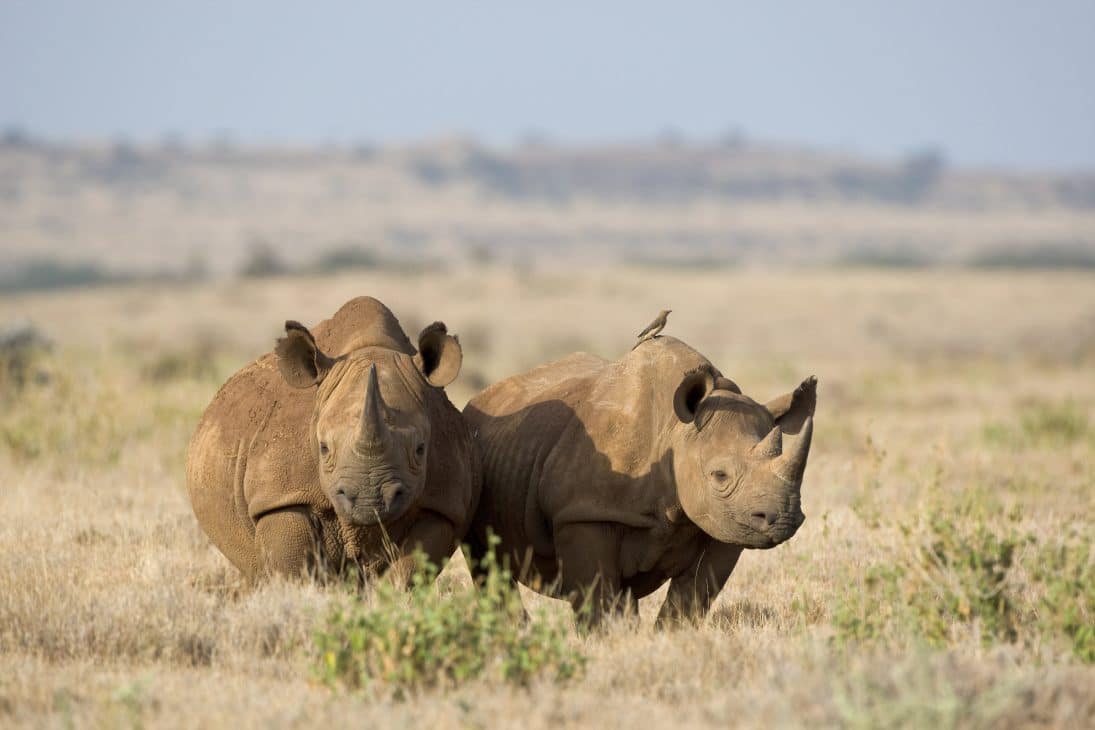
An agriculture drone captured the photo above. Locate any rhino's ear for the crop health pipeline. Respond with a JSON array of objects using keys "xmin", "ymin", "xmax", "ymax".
[
  {"xmin": 275, "ymin": 321, "xmax": 336, "ymax": 388},
  {"xmin": 414, "ymin": 321, "xmax": 462, "ymax": 388},
  {"xmin": 673, "ymin": 365, "xmax": 716, "ymax": 425},
  {"xmin": 713, "ymin": 376, "xmax": 742, "ymax": 394},
  {"xmin": 764, "ymin": 375, "xmax": 817, "ymax": 436}
]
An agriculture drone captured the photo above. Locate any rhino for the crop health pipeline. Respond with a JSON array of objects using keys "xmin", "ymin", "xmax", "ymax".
[
  {"xmin": 186, "ymin": 296, "xmax": 480, "ymax": 581},
  {"xmin": 462, "ymin": 334, "xmax": 815, "ymax": 626}
]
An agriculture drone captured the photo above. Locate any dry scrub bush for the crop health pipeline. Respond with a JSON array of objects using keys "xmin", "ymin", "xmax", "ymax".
[
  {"xmin": 0, "ymin": 350, "xmax": 128, "ymax": 466},
  {"xmin": 833, "ymin": 488, "xmax": 1093, "ymax": 661},
  {"xmin": 984, "ymin": 399, "xmax": 1091, "ymax": 448},
  {"xmin": 314, "ymin": 541, "xmax": 584, "ymax": 696}
]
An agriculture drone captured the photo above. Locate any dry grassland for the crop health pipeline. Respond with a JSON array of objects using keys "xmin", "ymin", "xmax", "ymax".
[{"xmin": 1, "ymin": 267, "xmax": 1093, "ymax": 728}]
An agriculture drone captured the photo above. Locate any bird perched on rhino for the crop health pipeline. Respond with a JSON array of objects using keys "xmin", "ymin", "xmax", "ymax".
[{"xmin": 633, "ymin": 309, "xmax": 671, "ymax": 349}]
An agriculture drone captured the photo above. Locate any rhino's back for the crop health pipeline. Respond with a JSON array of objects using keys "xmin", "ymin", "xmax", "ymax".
[
  {"xmin": 469, "ymin": 352, "xmax": 606, "ymax": 418},
  {"xmin": 465, "ymin": 339, "xmax": 716, "ymax": 561},
  {"xmin": 468, "ymin": 338, "xmax": 712, "ymax": 476}
]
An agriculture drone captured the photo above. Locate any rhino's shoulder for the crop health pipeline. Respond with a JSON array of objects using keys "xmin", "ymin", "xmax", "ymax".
[
  {"xmin": 618, "ymin": 336, "xmax": 716, "ymax": 382},
  {"xmin": 575, "ymin": 337, "xmax": 715, "ymax": 406},
  {"xmin": 196, "ymin": 354, "xmax": 286, "ymax": 434}
]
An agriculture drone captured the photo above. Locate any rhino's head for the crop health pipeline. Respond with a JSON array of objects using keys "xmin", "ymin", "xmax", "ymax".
[
  {"xmin": 275, "ymin": 320, "xmax": 462, "ymax": 526},
  {"xmin": 670, "ymin": 367, "xmax": 816, "ymax": 549}
]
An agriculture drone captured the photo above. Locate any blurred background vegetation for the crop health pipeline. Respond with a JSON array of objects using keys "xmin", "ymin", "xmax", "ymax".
[{"xmin": 2, "ymin": 131, "xmax": 1094, "ymax": 293}]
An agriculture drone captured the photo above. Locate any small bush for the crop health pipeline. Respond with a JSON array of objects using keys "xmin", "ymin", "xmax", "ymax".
[
  {"xmin": 1029, "ymin": 530, "xmax": 1094, "ymax": 663},
  {"xmin": 1019, "ymin": 401, "xmax": 1089, "ymax": 444},
  {"xmin": 0, "ymin": 363, "xmax": 126, "ymax": 466},
  {"xmin": 237, "ymin": 241, "xmax": 288, "ymax": 278},
  {"xmin": 0, "ymin": 320, "xmax": 52, "ymax": 392},
  {"xmin": 983, "ymin": 400, "xmax": 1089, "ymax": 448},
  {"xmin": 834, "ymin": 494, "xmax": 1093, "ymax": 663},
  {"xmin": 313, "ymin": 541, "xmax": 584, "ymax": 695},
  {"xmin": 833, "ymin": 500, "xmax": 1029, "ymax": 649},
  {"xmin": 140, "ymin": 340, "xmax": 220, "ymax": 383},
  {"xmin": 310, "ymin": 245, "xmax": 381, "ymax": 273}
]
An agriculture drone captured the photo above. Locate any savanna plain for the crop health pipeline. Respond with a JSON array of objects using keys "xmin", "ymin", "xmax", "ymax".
[{"xmin": 1, "ymin": 267, "xmax": 1093, "ymax": 728}]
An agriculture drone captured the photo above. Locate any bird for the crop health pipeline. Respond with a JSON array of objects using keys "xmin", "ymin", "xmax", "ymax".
[{"xmin": 633, "ymin": 309, "xmax": 671, "ymax": 349}]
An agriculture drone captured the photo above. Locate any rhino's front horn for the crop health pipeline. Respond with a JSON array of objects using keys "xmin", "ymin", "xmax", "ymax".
[
  {"xmin": 358, "ymin": 364, "xmax": 390, "ymax": 449},
  {"xmin": 771, "ymin": 416, "xmax": 813, "ymax": 484},
  {"xmin": 752, "ymin": 424, "xmax": 783, "ymax": 459}
]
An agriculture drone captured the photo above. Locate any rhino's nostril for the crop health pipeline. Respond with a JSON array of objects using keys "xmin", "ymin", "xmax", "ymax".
[
  {"xmin": 331, "ymin": 488, "xmax": 354, "ymax": 517},
  {"xmin": 752, "ymin": 511, "xmax": 778, "ymax": 527},
  {"xmin": 383, "ymin": 483, "xmax": 407, "ymax": 511}
]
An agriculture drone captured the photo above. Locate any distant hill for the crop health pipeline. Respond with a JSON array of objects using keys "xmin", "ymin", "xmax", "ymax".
[
  {"xmin": 2, "ymin": 135, "xmax": 1094, "ymax": 286},
  {"xmin": 401, "ymin": 137, "xmax": 1095, "ymax": 208}
]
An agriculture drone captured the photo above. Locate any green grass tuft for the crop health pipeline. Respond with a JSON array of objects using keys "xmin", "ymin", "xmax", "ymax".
[{"xmin": 312, "ymin": 539, "xmax": 585, "ymax": 696}]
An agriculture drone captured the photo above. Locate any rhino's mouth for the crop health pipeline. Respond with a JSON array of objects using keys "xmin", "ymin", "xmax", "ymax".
[
  {"xmin": 703, "ymin": 506, "xmax": 804, "ymax": 548},
  {"xmin": 740, "ymin": 509, "xmax": 805, "ymax": 548}
]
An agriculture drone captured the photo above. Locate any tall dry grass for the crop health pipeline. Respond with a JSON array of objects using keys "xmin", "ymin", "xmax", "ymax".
[{"xmin": 1, "ymin": 268, "xmax": 1093, "ymax": 728}]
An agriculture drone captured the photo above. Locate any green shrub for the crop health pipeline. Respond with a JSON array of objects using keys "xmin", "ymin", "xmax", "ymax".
[
  {"xmin": 1030, "ymin": 530, "xmax": 1094, "ymax": 663},
  {"xmin": 0, "ymin": 360, "xmax": 125, "ymax": 467},
  {"xmin": 310, "ymin": 245, "xmax": 381, "ymax": 273},
  {"xmin": 984, "ymin": 400, "xmax": 1090, "ymax": 448},
  {"xmin": 834, "ymin": 495, "xmax": 1094, "ymax": 663},
  {"xmin": 833, "ymin": 501, "xmax": 1029, "ymax": 649},
  {"xmin": 313, "ymin": 541, "xmax": 584, "ymax": 695},
  {"xmin": 1019, "ymin": 401, "xmax": 1088, "ymax": 444},
  {"xmin": 140, "ymin": 342, "xmax": 221, "ymax": 383}
]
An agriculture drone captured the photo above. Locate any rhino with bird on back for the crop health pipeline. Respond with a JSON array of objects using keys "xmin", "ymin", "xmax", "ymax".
[
  {"xmin": 186, "ymin": 296, "xmax": 480, "ymax": 582},
  {"xmin": 463, "ymin": 313, "xmax": 816, "ymax": 626}
]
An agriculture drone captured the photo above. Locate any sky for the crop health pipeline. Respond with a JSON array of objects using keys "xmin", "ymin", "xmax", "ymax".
[{"xmin": 1, "ymin": 1, "xmax": 1093, "ymax": 171}]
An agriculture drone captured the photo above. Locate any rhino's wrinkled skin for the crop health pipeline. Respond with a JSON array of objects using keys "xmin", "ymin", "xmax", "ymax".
[
  {"xmin": 463, "ymin": 335, "xmax": 815, "ymax": 625},
  {"xmin": 186, "ymin": 297, "xmax": 479, "ymax": 581}
]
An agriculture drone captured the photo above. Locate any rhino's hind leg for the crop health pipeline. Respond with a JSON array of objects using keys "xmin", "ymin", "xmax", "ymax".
[{"xmin": 656, "ymin": 542, "xmax": 743, "ymax": 627}]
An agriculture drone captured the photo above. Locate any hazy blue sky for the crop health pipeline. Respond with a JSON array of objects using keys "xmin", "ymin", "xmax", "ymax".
[{"xmin": 2, "ymin": 1, "xmax": 1093, "ymax": 170}]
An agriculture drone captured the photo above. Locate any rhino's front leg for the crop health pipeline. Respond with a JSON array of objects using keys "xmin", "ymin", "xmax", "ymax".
[
  {"xmin": 554, "ymin": 522, "xmax": 625, "ymax": 629},
  {"xmin": 656, "ymin": 542, "xmax": 743, "ymax": 628},
  {"xmin": 384, "ymin": 511, "xmax": 457, "ymax": 588},
  {"xmin": 255, "ymin": 506, "xmax": 321, "ymax": 580}
]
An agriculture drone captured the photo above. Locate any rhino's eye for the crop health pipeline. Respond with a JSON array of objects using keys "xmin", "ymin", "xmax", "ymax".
[
  {"xmin": 711, "ymin": 470, "xmax": 728, "ymax": 482},
  {"xmin": 415, "ymin": 443, "xmax": 426, "ymax": 458},
  {"xmin": 319, "ymin": 442, "xmax": 330, "ymax": 457}
]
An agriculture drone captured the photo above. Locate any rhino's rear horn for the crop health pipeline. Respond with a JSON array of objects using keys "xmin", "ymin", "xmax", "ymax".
[
  {"xmin": 752, "ymin": 425, "xmax": 783, "ymax": 459},
  {"xmin": 772, "ymin": 417, "xmax": 813, "ymax": 484},
  {"xmin": 358, "ymin": 364, "xmax": 390, "ymax": 449}
]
